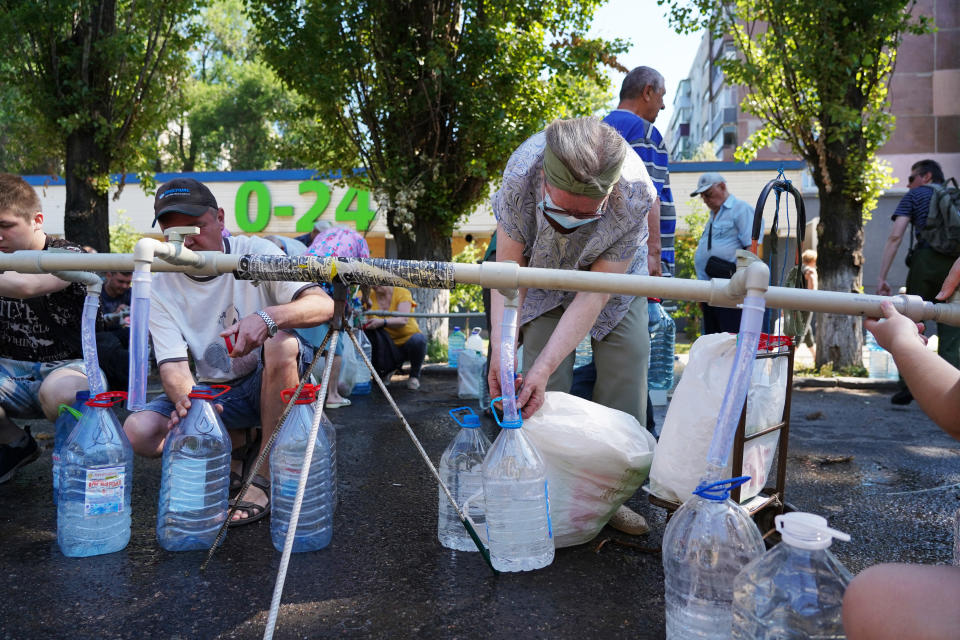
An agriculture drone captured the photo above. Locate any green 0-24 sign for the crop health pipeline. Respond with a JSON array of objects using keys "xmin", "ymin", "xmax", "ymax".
[{"xmin": 234, "ymin": 180, "xmax": 376, "ymax": 233}]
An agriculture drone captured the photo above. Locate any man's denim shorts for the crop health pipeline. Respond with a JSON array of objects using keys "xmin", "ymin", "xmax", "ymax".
[
  {"xmin": 142, "ymin": 332, "xmax": 313, "ymax": 429},
  {"xmin": 0, "ymin": 357, "xmax": 103, "ymax": 419}
]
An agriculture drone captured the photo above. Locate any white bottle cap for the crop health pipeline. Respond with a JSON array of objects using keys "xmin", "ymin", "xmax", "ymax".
[{"xmin": 775, "ymin": 512, "xmax": 850, "ymax": 550}]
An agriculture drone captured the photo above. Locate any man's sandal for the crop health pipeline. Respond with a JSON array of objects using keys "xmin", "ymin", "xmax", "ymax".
[
  {"xmin": 228, "ymin": 474, "xmax": 271, "ymax": 527},
  {"xmin": 230, "ymin": 429, "xmax": 262, "ymax": 494}
]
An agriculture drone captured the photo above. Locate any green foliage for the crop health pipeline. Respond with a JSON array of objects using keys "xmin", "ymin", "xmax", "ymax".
[
  {"xmin": 108, "ymin": 214, "xmax": 142, "ymax": 254},
  {"xmin": 247, "ymin": 0, "xmax": 627, "ymax": 260},
  {"xmin": 450, "ymin": 243, "xmax": 485, "ymax": 313},
  {"xmin": 794, "ymin": 363, "xmax": 868, "ymax": 378},
  {"xmin": 660, "ymin": 0, "xmax": 931, "ymax": 366},
  {"xmin": 427, "ymin": 338, "xmax": 448, "ymax": 363},
  {"xmin": 672, "ymin": 199, "xmax": 709, "ymax": 339}
]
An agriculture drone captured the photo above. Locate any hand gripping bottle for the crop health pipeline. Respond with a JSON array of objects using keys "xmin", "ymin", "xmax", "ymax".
[
  {"xmin": 156, "ymin": 385, "xmax": 232, "ymax": 551},
  {"xmin": 52, "ymin": 390, "xmax": 90, "ymax": 502},
  {"xmin": 270, "ymin": 384, "xmax": 335, "ymax": 552},
  {"xmin": 732, "ymin": 512, "xmax": 852, "ymax": 639},
  {"xmin": 661, "ymin": 477, "xmax": 765, "ymax": 639},
  {"xmin": 482, "ymin": 399, "xmax": 554, "ymax": 572},
  {"xmin": 57, "ymin": 391, "xmax": 133, "ymax": 557},
  {"xmin": 438, "ymin": 407, "xmax": 491, "ymax": 551},
  {"xmin": 449, "ymin": 327, "xmax": 466, "ymax": 369}
]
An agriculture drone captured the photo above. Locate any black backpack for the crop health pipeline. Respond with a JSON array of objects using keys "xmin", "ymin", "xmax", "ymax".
[{"xmin": 918, "ymin": 178, "xmax": 960, "ymax": 257}]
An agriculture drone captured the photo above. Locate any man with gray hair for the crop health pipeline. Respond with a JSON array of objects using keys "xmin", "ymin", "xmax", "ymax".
[{"xmin": 488, "ymin": 117, "xmax": 656, "ymax": 535}]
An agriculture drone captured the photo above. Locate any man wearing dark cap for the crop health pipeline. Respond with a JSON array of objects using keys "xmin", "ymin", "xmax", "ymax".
[
  {"xmin": 691, "ymin": 172, "xmax": 757, "ymax": 333},
  {"xmin": 123, "ymin": 177, "xmax": 334, "ymax": 526}
]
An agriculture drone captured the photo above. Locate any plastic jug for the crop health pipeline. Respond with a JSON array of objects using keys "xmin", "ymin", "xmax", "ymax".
[
  {"xmin": 464, "ymin": 327, "xmax": 484, "ymax": 354},
  {"xmin": 482, "ymin": 400, "xmax": 553, "ymax": 572},
  {"xmin": 353, "ymin": 331, "xmax": 372, "ymax": 395},
  {"xmin": 270, "ymin": 384, "xmax": 335, "ymax": 552},
  {"xmin": 437, "ymin": 407, "xmax": 491, "ymax": 551},
  {"xmin": 661, "ymin": 477, "xmax": 765, "ymax": 639},
  {"xmin": 156, "ymin": 385, "xmax": 232, "ymax": 551},
  {"xmin": 732, "ymin": 512, "xmax": 852, "ymax": 639},
  {"xmin": 52, "ymin": 390, "xmax": 90, "ymax": 503},
  {"xmin": 449, "ymin": 327, "xmax": 466, "ymax": 369},
  {"xmin": 57, "ymin": 391, "xmax": 133, "ymax": 557},
  {"xmin": 648, "ymin": 299, "xmax": 676, "ymax": 391}
]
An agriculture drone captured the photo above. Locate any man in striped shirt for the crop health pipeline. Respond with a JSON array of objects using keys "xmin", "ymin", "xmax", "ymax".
[
  {"xmin": 877, "ymin": 159, "xmax": 955, "ymax": 404},
  {"xmin": 603, "ymin": 66, "xmax": 675, "ymax": 276}
]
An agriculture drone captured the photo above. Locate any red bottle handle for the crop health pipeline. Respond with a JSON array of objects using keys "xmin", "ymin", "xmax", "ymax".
[
  {"xmin": 85, "ymin": 391, "xmax": 129, "ymax": 407},
  {"xmin": 281, "ymin": 384, "xmax": 318, "ymax": 405},
  {"xmin": 188, "ymin": 384, "xmax": 231, "ymax": 400}
]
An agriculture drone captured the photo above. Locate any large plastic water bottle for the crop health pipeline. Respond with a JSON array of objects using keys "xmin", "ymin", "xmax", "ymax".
[
  {"xmin": 482, "ymin": 403, "xmax": 553, "ymax": 572},
  {"xmin": 156, "ymin": 385, "xmax": 232, "ymax": 551},
  {"xmin": 464, "ymin": 327, "xmax": 484, "ymax": 354},
  {"xmin": 573, "ymin": 335, "xmax": 593, "ymax": 368},
  {"xmin": 732, "ymin": 512, "xmax": 851, "ymax": 639},
  {"xmin": 57, "ymin": 391, "xmax": 133, "ymax": 557},
  {"xmin": 52, "ymin": 390, "xmax": 90, "ymax": 503},
  {"xmin": 438, "ymin": 407, "xmax": 491, "ymax": 551},
  {"xmin": 352, "ymin": 331, "xmax": 372, "ymax": 395},
  {"xmin": 449, "ymin": 326, "xmax": 466, "ymax": 369},
  {"xmin": 662, "ymin": 477, "xmax": 765, "ymax": 639},
  {"xmin": 648, "ymin": 299, "xmax": 676, "ymax": 391},
  {"xmin": 270, "ymin": 384, "xmax": 335, "ymax": 552}
]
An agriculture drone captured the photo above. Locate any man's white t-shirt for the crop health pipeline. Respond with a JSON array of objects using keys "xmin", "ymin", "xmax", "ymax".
[{"xmin": 149, "ymin": 235, "xmax": 314, "ymax": 383}]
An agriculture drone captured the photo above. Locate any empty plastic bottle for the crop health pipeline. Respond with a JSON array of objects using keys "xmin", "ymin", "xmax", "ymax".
[
  {"xmin": 52, "ymin": 390, "xmax": 90, "ymax": 503},
  {"xmin": 352, "ymin": 331, "xmax": 372, "ymax": 395},
  {"xmin": 156, "ymin": 385, "xmax": 232, "ymax": 551},
  {"xmin": 732, "ymin": 512, "xmax": 852, "ymax": 639},
  {"xmin": 648, "ymin": 299, "xmax": 676, "ymax": 391},
  {"xmin": 449, "ymin": 327, "xmax": 466, "ymax": 369},
  {"xmin": 662, "ymin": 477, "xmax": 765, "ymax": 639},
  {"xmin": 270, "ymin": 384, "xmax": 334, "ymax": 552},
  {"xmin": 57, "ymin": 391, "xmax": 133, "ymax": 558},
  {"xmin": 438, "ymin": 407, "xmax": 491, "ymax": 551},
  {"xmin": 464, "ymin": 327, "xmax": 484, "ymax": 354},
  {"xmin": 482, "ymin": 403, "xmax": 553, "ymax": 572}
]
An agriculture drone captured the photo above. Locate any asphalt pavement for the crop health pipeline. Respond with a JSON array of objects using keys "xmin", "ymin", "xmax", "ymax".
[{"xmin": 1, "ymin": 366, "xmax": 958, "ymax": 639}]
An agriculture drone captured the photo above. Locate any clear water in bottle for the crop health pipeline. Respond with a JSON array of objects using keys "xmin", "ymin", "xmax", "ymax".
[
  {"xmin": 648, "ymin": 300, "xmax": 676, "ymax": 391},
  {"xmin": 270, "ymin": 384, "xmax": 334, "ymax": 552},
  {"xmin": 449, "ymin": 327, "xmax": 466, "ymax": 369},
  {"xmin": 864, "ymin": 332, "xmax": 898, "ymax": 380},
  {"xmin": 57, "ymin": 391, "xmax": 133, "ymax": 558},
  {"xmin": 573, "ymin": 335, "xmax": 593, "ymax": 368},
  {"xmin": 352, "ymin": 332, "xmax": 372, "ymax": 395},
  {"xmin": 156, "ymin": 385, "xmax": 232, "ymax": 551},
  {"xmin": 732, "ymin": 512, "xmax": 852, "ymax": 639},
  {"xmin": 662, "ymin": 477, "xmax": 765, "ymax": 639},
  {"xmin": 52, "ymin": 390, "xmax": 90, "ymax": 503},
  {"xmin": 482, "ymin": 414, "xmax": 553, "ymax": 572},
  {"xmin": 438, "ymin": 407, "xmax": 491, "ymax": 551}
]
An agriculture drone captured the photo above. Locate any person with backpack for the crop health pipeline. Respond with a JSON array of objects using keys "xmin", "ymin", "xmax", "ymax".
[{"xmin": 876, "ymin": 159, "xmax": 960, "ymax": 405}]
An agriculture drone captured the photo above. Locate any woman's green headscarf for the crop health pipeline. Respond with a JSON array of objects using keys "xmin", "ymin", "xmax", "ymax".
[{"xmin": 542, "ymin": 143, "xmax": 622, "ymax": 199}]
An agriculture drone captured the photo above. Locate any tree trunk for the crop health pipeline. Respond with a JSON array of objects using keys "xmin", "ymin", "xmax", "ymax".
[
  {"xmin": 392, "ymin": 214, "xmax": 452, "ymax": 344},
  {"xmin": 64, "ymin": 129, "xmax": 110, "ymax": 252},
  {"xmin": 814, "ymin": 189, "xmax": 864, "ymax": 368}
]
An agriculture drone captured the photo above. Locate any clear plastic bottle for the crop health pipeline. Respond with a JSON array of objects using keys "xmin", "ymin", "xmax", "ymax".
[
  {"xmin": 57, "ymin": 391, "xmax": 133, "ymax": 558},
  {"xmin": 864, "ymin": 332, "xmax": 898, "ymax": 380},
  {"xmin": 156, "ymin": 385, "xmax": 232, "ymax": 551},
  {"xmin": 662, "ymin": 477, "xmax": 765, "ymax": 639},
  {"xmin": 270, "ymin": 384, "xmax": 334, "ymax": 552},
  {"xmin": 464, "ymin": 327, "xmax": 484, "ymax": 354},
  {"xmin": 352, "ymin": 331, "xmax": 372, "ymax": 395},
  {"xmin": 732, "ymin": 512, "xmax": 852, "ymax": 639},
  {"xmin": 482, "ymin": 408, "xmax": 554, "ymax": 572},
  {"xmin": 449, "ymin": 326, "xmax": 466, "ymax": 369},
  {"xmin": 648, "ymin": 299, "xmax": 676, "ymax": 391},
  {"xmin": 573, "ymin": 335, "xmax": 593, "ymax": 368},
  {"xmin": 52, "ymin": 390, "xmax": 90, "ymax": 503},
  {"xmin": 438, "ymin": 407, "xmax": 491, "ymax": 551}
]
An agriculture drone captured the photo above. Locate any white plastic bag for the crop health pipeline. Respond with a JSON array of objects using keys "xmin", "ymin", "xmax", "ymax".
[
  {"xmin": 648, "ymin": 333, "xmax": 787, "ymax": 505},
  {"xmin": 523, "ymin": 392, "xmax": 657, "ymax": 548},
  {"xmin": 457, "ymin": 350, "xmax": 484, "ymax": 399}
]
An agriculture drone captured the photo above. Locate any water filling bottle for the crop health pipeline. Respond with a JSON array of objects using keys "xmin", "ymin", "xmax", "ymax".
[
  {"xmin": 352, "ymin": 331, "xmax": 372, "ymax": 395},
  {"xmin": 156, "ymin": 385, "xmax": 232, "ymax": 551},
  {"xmin": 482, "ymin": 399, "xmax": 554, "ymax": 572},
  {"xmin": 437, "ymin": 407, "xmax": 491, "ymax": 551},
  {"xmin": 57, "ymin": 391, "xmax": 133, "ymax": 558},
  {"xmin": 52, "ymin": 390, "xmax": 90, "ymax": 503},
  {"xmin": 648, "ymin": 299, "xmax": 676, "ymax": 391},
  {"xmin": 270, "ymin": 384, "xmax": 335, "ymax": 552},
  {"xmin": 449, "ymin": 327, "xmax": 466, "ymax": 369},
  {"xmin": 732, "ymin": 512, "xmax": 852, "ymax": 639},
  {"xmin": 661, "ymin": 477, "xmax": 765, "ymax": 639}
]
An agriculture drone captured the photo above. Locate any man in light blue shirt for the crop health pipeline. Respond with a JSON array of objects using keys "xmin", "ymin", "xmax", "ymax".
[{"xmin": 691, "ymin": 172, "xmax": 757, "ymax": 333}]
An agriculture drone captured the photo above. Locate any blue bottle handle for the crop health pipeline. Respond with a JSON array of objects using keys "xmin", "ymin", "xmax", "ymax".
[
  {"xmin": 692, "ymin": 476, "xmax": 752, "ymax": 501},
  {"xmin": 488, "ymin": 396, "xmax": 522, "ymax": 429},
  {"xmin": 448, "ymin": 406, "xmax": 478, "ymax": 427}
]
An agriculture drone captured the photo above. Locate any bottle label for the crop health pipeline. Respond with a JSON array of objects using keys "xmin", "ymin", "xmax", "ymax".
[
  {"xmin": 167, "ymin": 457, "xmax": 209, "ymax": 512},
  {"xmin": 84, "ymin": 466, "xmax": 125, "ymax": 517}
]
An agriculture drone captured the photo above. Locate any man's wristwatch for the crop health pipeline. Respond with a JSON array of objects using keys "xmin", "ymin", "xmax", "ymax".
[{"xmin": 256, "ymin": 310, "xmax": 279, "ymax": 337}]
